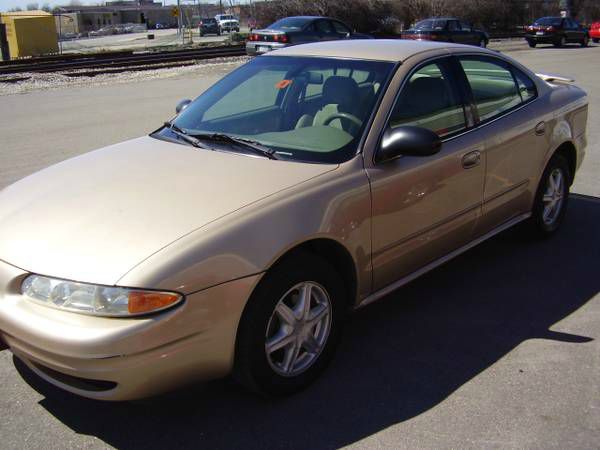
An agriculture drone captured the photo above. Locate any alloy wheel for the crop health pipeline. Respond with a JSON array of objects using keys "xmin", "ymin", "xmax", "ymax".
[
  {"xmin": 542, "ymin": 168, "xmax": 565, "ymax": 226},
  {"xmin": 265, "ymin": 282, "xmax": 332, "ymax": 377}
]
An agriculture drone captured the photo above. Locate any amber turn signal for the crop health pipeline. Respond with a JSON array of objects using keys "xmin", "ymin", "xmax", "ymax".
[{"xmin": 128, "ymin": 291, "xmax": 182, "ymax": 314}]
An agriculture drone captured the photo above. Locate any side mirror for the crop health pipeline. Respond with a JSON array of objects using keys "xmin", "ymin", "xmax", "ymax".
[
  {"xmin": 176, "ymin": 99, "xmax": 192, "ymax": 114},
  {"xmin": 376, "ymin": 126, "xmax": 442, "ymax": 163}
]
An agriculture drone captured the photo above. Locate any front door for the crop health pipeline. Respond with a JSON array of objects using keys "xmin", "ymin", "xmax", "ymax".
[{"xmin": 367, "ymin": 57, "xmax": 485, "ymax": 290}]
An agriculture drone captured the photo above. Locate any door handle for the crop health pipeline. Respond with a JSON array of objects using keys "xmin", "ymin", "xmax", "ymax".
[
  {"xmin": 462, "ymin": 150, "xmax": 481, "ymax": 169},
  {"xmin": 535, "ymin": 121, "xmax": 546, "ymax": 136}
]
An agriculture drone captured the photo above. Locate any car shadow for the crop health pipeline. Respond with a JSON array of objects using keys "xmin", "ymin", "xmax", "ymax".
[{"xmin": 14, "ymin": 194, "xmax": 599, "ymax": 449}]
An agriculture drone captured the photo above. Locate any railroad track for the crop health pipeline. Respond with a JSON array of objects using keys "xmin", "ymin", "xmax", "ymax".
[{"xmin": 0, "ymin": 45, "xmax": 246, "ymax": 77}]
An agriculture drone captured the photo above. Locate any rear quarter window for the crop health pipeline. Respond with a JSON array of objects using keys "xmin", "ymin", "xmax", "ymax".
[{"xmin": 459, "ymin": 57, "xmax": 522, "ymax": 122}]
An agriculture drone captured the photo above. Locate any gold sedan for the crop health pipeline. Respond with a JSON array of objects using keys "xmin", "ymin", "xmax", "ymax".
[{"xmin": 0, "ymin": 40, "xmax": 588, "ymax": 400}]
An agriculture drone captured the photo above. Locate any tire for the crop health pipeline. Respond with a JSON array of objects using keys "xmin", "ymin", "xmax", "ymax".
[
  {"xmin": 525, "ymin": 153, "xmax": 570, "ymax": 238},
  {"xmin": 234, "ymin": 251, "xmax": 347, "ymax": 396},
  {"xmin": 527, "ymin": 40, "xmax": 537, "ymax": 48},
  {"xmin": 581, "ymin": 35, "xmax": 589, "ymax": 47},
  {"xmin": 554, "ymin": 35, "xmax": 566, "ymax": 47},
  {"xmin": 479, "ymin": 38, "xmax": 487, "ymax": 48},
  {"xmin": 593, "ymin": 38, "xmax": 599, "ymax": 43}
]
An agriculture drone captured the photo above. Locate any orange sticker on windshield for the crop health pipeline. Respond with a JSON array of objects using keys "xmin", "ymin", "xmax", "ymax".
[{"xmin": 275, "ymin": 79, "xmax": 293, "ymax": 89}]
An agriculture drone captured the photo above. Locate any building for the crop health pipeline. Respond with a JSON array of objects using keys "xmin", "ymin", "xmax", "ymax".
[{"xmin": 57, "ymin": 2, "xmax": 177, "ymax": 33}]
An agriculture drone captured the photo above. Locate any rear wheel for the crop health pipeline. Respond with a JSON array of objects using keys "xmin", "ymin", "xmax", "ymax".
[
  {"xmin": 593, "ymin": 38, "xmax": 599, "ymax": 43},
  {"xmin": 234, "ymin": 252, "xmax": 347, "ymax": 396},
  {"xmin": 479, "ymin": 38, "xmax": 487, "ymax": 48},
  {"xmin": 525, "ymin": 154, "xmax": 570, "ymax": 238}
]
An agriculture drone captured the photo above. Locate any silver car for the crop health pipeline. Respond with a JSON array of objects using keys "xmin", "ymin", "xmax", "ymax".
[{"xmin": 246, "ymin": 16, "xmax": 371, "ymax": 55}]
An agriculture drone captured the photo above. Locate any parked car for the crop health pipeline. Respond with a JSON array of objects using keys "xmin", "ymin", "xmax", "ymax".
[
  {"xmin": 590, "ymin": 21, "xmax": 600, "ymax": 43},
  {"xmin": 246, "ymin": 16, "xmax": 371, "ymax": 55},
  {"xmin": 0, "ymin": 40, "xmax": 588, "ymax": 401},
  {"xmin": 402, "ymin": 17, "xmax": 489, "ymax": 47},
  {"xmin": 525, "ymin": 17, "xmax": 589, "ymax": 47},
  {"xmin": 199, "ymin": 17, "xmax": 220, "ymax": 36},
  {"xmin": 88, "ymin": 26, "xmax": 118, "ymax": 37},
  {"xmin": 215, "ymin": 14, "xmax": 239, "ymax": 33}
]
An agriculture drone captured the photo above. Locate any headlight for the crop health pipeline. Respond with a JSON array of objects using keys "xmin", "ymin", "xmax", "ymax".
[{"xmin": 21, "ymin": 275, "xmax": 183, "ymax": 317}]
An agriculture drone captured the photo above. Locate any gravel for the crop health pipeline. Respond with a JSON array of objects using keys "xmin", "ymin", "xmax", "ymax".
[{"xmin": 0, "ymin": 56, "xmax": 250, "ymax": 96}]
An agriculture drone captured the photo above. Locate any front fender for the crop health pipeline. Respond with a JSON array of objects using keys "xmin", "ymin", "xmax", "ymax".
[{"xmin": 117, "ymin": 157, "xmax": 373, "ymax": 298}]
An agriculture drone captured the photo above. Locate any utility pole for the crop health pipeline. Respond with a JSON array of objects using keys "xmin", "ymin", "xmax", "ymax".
[{"xmin": 178, "ymin": 0, "xmax": 183, "ymax": 44}]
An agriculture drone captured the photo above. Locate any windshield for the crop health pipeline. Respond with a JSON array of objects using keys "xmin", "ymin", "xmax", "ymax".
[
  {"xmin": 533, "ymin": 17, "xmax": 562, "ymax": 26},
  {"xmin": 268, "ymin": 17, "xmax": 311, "ymax": 30},
  {"xmin": 161, "ymin": 56, "xmax": 394, "ymax": 163},
  {"xmin": 218, "ymin": 15, "xmax": 234, "ymax": 20},
  {"xmin": 413, "ymin": 19, "xmax": 447, "ymax": 30}
]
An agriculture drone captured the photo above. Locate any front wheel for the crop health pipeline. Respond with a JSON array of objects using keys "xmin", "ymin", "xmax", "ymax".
[
  {"xmin": 581, "ymin": 35, "xmax": 589, "ymax": 47},
  {"xmin": 234, "ymin": 252, "xmax": 347, "ymax": 396},
  {"xmin": 527, "ymin": 39, "xmax": 537, "ymax": 48},
  {"xmin": 525, "ymin": 154, "xmax": 570, "ymax": 238},
  {"xmin": 593, "ymin": 38, "xmax": 599, "ymax": 43},
  {"xmin": 554, "ymin": 35, "xmax": 566, "ymax": 47}
]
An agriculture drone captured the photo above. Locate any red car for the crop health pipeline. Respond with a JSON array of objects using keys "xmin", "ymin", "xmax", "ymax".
[{"xmin": 591, "ymin": 22, "xmax": 600, "ymax": 43}]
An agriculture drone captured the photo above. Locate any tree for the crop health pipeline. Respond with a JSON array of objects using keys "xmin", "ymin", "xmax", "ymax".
[
  {"xmin": 41, "ymin": 3, "xmax": 52, "ymax": 12},
  {"xmin": 26, "ymin": 3, "xmax": 39, "ymax": 10}
]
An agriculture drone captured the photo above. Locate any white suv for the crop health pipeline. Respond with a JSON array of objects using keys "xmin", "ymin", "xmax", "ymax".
[{"xmin": 215, "ymin": 14, "xmax": 240, "ymax": 33}]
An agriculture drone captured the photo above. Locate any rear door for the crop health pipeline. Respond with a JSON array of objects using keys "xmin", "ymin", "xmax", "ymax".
[{"xmin": 454, "ymin": 55, "xmax": 544, "ymax": 235}]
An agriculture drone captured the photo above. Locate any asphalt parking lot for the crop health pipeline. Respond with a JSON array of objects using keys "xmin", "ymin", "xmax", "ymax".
[{"xmin": 0, "ymin": 42, "xmax": 599, "ymax": 449}]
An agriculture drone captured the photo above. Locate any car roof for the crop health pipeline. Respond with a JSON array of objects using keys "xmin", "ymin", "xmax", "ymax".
[{"xmin": 270, "ymin": 39, "xmax": 487, "ymax": 62}]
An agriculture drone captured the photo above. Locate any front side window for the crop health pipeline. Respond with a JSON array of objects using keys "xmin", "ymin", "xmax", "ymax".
[
  {"xmin": 459, "ymin": 57, "xmax": 521, "ymax": 122},
  {"xmin": 331, "ymin": 21, "xmax": 351, "ymax": 35},
  {"xmin": 315, "ymin": 20, "xmax": 334, "ymax": 35},
  {"xmin": 163, "ymin": 56, "xmax": 394, "ymax": 163},
  {"xmin": 388, "ymin": 60, "xmax": 466, "ymax": 137}
]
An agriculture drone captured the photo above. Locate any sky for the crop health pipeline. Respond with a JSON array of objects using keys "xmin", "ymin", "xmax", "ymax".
[{"xmin": 0, "ymin": 0, "xmax": 185, "ymax": 12}]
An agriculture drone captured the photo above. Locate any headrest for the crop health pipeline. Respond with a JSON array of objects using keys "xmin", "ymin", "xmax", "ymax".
[{"xmin": 322, "ymin": 76, "xmax": 359, "ymax": 107}]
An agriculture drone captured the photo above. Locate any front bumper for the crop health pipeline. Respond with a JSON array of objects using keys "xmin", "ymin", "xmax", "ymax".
[
  {"xmin": 525, "ymin": 33, "xmax": 559, "ymax": 44},
  {"xmin": 0, "ymin": 259, "xmax": 261, "ymax": 400},
  {"xmin": 245, "ymin": 41, "xmax": 288, "ymax": 56}
]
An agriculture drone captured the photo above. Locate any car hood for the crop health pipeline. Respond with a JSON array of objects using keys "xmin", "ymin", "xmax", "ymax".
[{"xmin": 0, "ymin": 136, "xmax": 336, "ymax": 286}]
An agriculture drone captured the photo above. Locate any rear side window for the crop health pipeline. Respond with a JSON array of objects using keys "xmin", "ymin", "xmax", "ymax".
[
  {"xmin": 513, "ymin": 68, "xmax": 537, "ymax": 103},
  {"xmin": 459, "ymin": 57, "xmax": 521, "ymax": 122},
  {"xmin": 389, "ymin": 60, "xmax": 466, "ymax": 137}
]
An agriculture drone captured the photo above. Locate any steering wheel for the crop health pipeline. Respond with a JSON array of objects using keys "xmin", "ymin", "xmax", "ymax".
[{"xmin": 322, "ymin": 112, "xmax": 363, "ymax": 128}]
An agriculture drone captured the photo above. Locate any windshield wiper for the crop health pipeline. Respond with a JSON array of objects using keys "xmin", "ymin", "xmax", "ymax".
[
  {"xmin": 163, "ymin": 122, "xmax": 212, "ymax": 150},
  {"xmin": 191, "ymin": 133, "xmax": 279, "ymax": 160}
]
